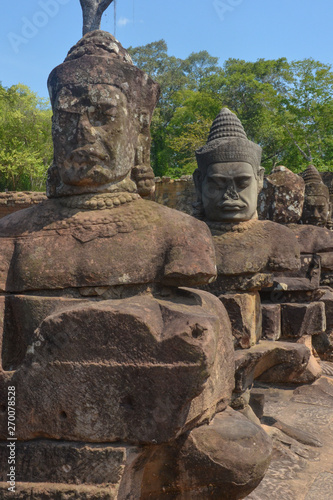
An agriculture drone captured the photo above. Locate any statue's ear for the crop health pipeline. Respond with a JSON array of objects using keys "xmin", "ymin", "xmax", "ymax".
[
  {"xmin": 258, "ymin": 167, "xmax": 265, "ymax": 192},
  {"xmin": 193, "ymin": 169, "xmax": 203, "ymax": 201}
]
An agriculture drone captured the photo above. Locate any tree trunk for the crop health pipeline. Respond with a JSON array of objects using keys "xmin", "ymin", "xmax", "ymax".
[{"xmin": 79, "ymin": 0, "xmax": 114, "ymax": 36}]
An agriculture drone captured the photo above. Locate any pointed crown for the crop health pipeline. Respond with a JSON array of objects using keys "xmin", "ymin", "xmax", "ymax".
[
  {"xmin": 300, "ymin": 164, "xmax": 323, "ymax": 185},
  {"xmin": 300, "ymin": 165, "xmax": 329, "ymax": 199},
  {"xmin": 195, "ymin": 108, "xmax": 262, "ymax": 176}
]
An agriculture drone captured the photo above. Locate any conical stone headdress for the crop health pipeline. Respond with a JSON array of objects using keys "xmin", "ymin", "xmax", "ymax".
[
  {"xmin": 195, "ymin": 108, "xmax": 262, "ymax": 176},
  {"xmin": 300, "ymin": 164, "xmax": 329, "ymax": 198},
  {"xmin": 300, "ymin": 164, "xmax": 323, "ymax": 185}
]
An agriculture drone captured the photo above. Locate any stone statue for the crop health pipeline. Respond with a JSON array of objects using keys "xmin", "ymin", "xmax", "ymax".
[
  {"xmin": 194, "ymin": 108, "xmax": 264, "ymax": 223},
  {"xmin": 0, "ymin": 32, "xmax": 272, "ymax": 498},
  {"xmin": 193, "ymin": 108, "xmax": 300, "ymax": 296},
  {"xmin": 300, "ymin": 164, "xmax": 330, "ymax": 227},
  {"xmin": 193, "ymin": 109, "xmax": 322, "ymax": 427},
  {"xmin": 258, "ymin": 165, "xmax": 305, "ymax": 224}
]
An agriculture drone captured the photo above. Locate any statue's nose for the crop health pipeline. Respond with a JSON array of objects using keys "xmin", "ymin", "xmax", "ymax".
[
  {"xmin": 224, "ymin": 183, "xmax": 239, "ymax": 200},
  {"xmin": 76, "ymin": 113, "xmax": 96, "ymax": 143}
]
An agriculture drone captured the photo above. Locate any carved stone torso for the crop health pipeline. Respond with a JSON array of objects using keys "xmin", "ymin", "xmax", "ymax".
[{"xmin": 0, "ymin": 197, "xmax": 216, "ymax": 294}]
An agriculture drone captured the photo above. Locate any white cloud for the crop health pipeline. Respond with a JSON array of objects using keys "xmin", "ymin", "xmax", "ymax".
[{"xmin": 118, "ymin": 17, "xmax": 131, "ymax": 27}]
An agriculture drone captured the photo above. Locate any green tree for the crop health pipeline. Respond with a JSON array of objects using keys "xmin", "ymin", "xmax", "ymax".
[
  {"xmin": 272, "ymin": 59, "xmax": 333, "ymax": 171},
  {"xmin": 128, "ymin": 40, "xmax": 220, "ymax": 177},
  {"xmin": 129, "ymin": 41, "xmax": 333, "ymax": 176},
  {"xmin": 0, "ymin": 83, "xmax": 52, "ymax": 191}
]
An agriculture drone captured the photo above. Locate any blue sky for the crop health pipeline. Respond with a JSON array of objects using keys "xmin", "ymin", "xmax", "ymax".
[{"xmin": 1, "ymin": 0, "xmax": 333, "ymax": 100}]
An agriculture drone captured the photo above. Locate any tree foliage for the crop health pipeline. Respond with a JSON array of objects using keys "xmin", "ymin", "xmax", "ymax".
[
  {"xmin": 0, "ymin": 83, "xmax": 52, "ymax": 191},
  {"xmin": 129, "ymin": 41, "xmax": 333, "ymax": 177},
  {"xmin": 2, "ymin": 44, "xmax": 333, "ymax": 190}
]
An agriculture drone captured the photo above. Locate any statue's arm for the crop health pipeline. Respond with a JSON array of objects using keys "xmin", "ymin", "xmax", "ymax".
[
  {"xmin": 162, "ymin": 217, "xmax": 217, "ymax": 288},
  {"xmin": 0, "ymin": 239, "xmax": 13, "ymax": 293}
]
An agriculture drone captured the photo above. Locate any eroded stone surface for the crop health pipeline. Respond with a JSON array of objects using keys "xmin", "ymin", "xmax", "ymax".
[
  {"xmin": 139, "ymin": 408, "xmax": 272, "ymax": 500},
  {"xmin": 0, "ymin": 290, "xmax": 234, "ymax": 444},
  {"xmin": 220, "ymin": 292, "xmax": 262, "ymax": 349},
  {"xmin": 262, "ymin": 304, "xmax": 281, "ymax": 341},
  {"xmin": 0, "ymin": 199, "xmax": 216, "ymax": 293},
  {"xmin": 234, "ymin": 340, "xmax": 314, "ymax": 393},
  {"xmin": 258, "ymin": 165, "xmax": 305, "ymax": 224},
  {"xmin": 281, "ymin": 302, "xmax": 326, "ymax": 339},
  {"xmin": 246, "ymin": 375, "xmax": 333, "ymax": 500}
]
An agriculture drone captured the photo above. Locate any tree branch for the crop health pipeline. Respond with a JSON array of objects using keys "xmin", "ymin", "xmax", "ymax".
[
  {"xmin": 282, "ymin": 124, "xmax": 312, "ymax": 162},
  {"xmin": 79, "ymin": 0, "xmax": 114, "ymax": 36}
]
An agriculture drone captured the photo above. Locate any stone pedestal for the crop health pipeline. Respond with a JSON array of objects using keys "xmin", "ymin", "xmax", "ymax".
[
  {"xmin": 281, "ymin": 302, "xmax": 326, "ymax": 339},
  {"xmin": 220, "ymin": 292, "xmax": 262, "ymax": 349},
  {"xmin": 262, "ymin": 304, "xmax": 281, "ymax": 341}
]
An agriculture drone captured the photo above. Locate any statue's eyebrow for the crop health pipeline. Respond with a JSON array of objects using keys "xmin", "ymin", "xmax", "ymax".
[{"xmin": 209, "ymin": 173, "xmax": 252, "ymax": 179}]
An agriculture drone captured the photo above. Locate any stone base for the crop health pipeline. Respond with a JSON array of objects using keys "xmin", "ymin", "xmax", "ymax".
[
  {"xmin": 0, "ymin": 440, "xmax": 140, "ymax": 500},
  {"xmin": 219, "ymin": 292, "xmax": 262, "ymax": 349},
  {"xmin": 234, "ymin": 340, "xmax": 320, "ymax": 393},
  {"xmin": 281, "ymin": 302, "xmax": 326, "ymax": 339},
  {"xmin": 262, "ymin": 304, "xmax": 281, "ymax": 341},
  {"xmin": 0, "ymin": 482, "xmax": 119, "ymax": 499}
]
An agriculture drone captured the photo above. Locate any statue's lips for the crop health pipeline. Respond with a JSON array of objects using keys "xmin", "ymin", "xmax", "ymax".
[
  {"xmin": 62, "ymin": 148, "xmax": 113, "ymax": 185},
  {"xmin": 219, "ymin": 202, "xmax": 246, "ymax": 211},
  {"xmin": 67, "ymin": 148, "xmax": 110, "ymax": 166}
]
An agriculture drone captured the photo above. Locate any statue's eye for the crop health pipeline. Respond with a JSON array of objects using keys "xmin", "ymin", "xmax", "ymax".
[
  {"xmin": 56, "ymin": 95, "xmax": 81, "ymax": 113},
  {"xmin": 87, "ymin": 104, "xmax": 117, "ymax": 126},
  {"xmin": 208, "ymin": 177, "xmax": 227, "ymax": 188},
  {"xmin": 235, "ymin": 177, "xmax": 251, "ymax": 190}
]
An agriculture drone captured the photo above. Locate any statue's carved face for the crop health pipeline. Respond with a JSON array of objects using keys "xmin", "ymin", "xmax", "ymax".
[
  {"xmin": 52, "ymin": 84, "xmax": 134, "ymax": 187},
  {"xmin": 302, "ymin": 194, "xmax": 330, "ymax": 226},
  {"xmin": 201, "ymin": 162, "xmax": 261, "ymax": 222}
]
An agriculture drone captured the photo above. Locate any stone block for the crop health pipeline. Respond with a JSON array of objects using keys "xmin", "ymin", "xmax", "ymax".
[
  {"xmin": 219, "ymin": 292, "xmax": 262, "ymax": 349},
  {"xmin": 1, "ymin": 295, "xmax": 89, "ymax": 371},
  {"xmin": 0, "ymin": 440, "xmax": 135, "ymax": 485},
  {"xmin": 272, "ymin": 254, "xmax": 321, "ymax": 292},
  {"xmin": 262, "ymin": 303, "xmax": 281, "ymax": 340},
  {"xmin": 0, "ymin": 290, "xmax": 234, "ymax": 444},
  {"xmin": 234, "ymin": 340, "xmax": 313, "ymax": 393},
  {"xmin": 0, "ymin": 297, "xmax": 4, "ymax": 370},
  {"xmin": 320, "ymin": 288, "xmax": 333, "ymax": 334},
  {"xmin": 258, "ymin": 165, "xmax": 305, "ymax": 224},
  {"xmin": 319, "ymin": 251, "xmax": 333, "ymax": 271},
  {"xmin": 139, "ymin": 408, "xmax": 272, "ymax": 500},
  {"xmin": 281, "ymin": 302, "xmax": 326, "ymax": 339},
  {"xmin": 0, "ymin": 483, "xmax": 119, "ymax": 499}
]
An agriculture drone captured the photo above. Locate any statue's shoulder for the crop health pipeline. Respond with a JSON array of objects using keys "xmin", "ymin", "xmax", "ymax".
[
  {"xmin": 0, "ymin": 200, "xmax": 58, "ymax": 238},
  {"xmin": 142, "ymin": 199, "xmax": 213, "ymax": 238},
  {"xmin": 287, "ymin": 223, "xmax": 333, "ymax": 253}
]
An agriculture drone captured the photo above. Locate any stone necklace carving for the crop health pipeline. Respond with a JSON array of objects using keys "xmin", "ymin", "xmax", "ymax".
[
  {"xmin": 58, "ymin": 191, "xmax": 141, "ymax": 210},
  {"xmin": 205, "ymin": 218, "xmax": 258, "ymax": 234}
]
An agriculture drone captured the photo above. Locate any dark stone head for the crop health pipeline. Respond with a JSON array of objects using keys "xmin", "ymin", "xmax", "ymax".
[
  {"xmin": 193, "ymin": 108, "xmax": 264, "ymax": 223},
  {"xmin": 47, "ymin": 31, "xmax": 159, "ymax": 197},
  {"xmin": 300, "ymin": 165, "xmax": 330, "ymax": 227}
]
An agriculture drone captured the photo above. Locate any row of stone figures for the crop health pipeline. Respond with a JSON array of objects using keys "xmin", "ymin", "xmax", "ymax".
[
  {"xmin": 0, "ymin": 30, "xmax": 333, "ymax": 499},
  {"xmin": 258, "ymin": 163, "xmax": 333, "ymax": 230}
]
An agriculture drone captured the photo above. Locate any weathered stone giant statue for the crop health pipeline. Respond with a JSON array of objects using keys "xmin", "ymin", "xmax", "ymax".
[
  {"xmin": 193, "ymin": 109, "xmax": 301, "ymax": 346},
  {"xmin": 193, "ymin": 109, "xmax": 321, "ymax": 414},
  {"xmin": 0, "ymin": 33, "xmax": 272, "ymax": 498},
  {"xmin": 193, "ymin": 109, "xmax": 300, "ymax": 288},
  {"xmin": 301, "ymin": 164, "xmax": 331, "ymax": 227}
]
